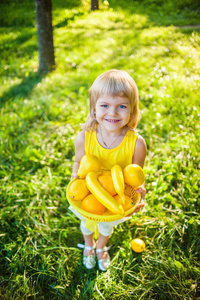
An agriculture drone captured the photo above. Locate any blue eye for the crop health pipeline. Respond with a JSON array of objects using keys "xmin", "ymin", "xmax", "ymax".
[
  {"xmin": 101, "ymin": 104, "xmax": 108, "ymax": 108},
  {"xmin": 119, "ymin": 105, "xmax": 126, "ymax": 109}
]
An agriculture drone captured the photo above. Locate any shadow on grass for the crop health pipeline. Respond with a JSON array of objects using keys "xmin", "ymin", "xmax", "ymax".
[
  {"xmin": 63, "ymin": 265, "xmax": 98, "ymax": 300},
  {"xmin": 0, "ymin": 72, "xmax": 46, "ymax": 109},
  {"xmin": 1, "ymin": 28, "xmax": 37, "ymax": 73},
  {"xmin": 0, "ymin": 0, "xmax": 82, "ymax": 27},
  {"xmin": 53, "ymin": 0, "xmax": 82, "ymax": 9},
  {"xmin": 107, "ymin": 0, "xmax": 200, "ymax": 27},
  {"xmin": 59, "ymin": 222, "xmax": 99, "ymax": 299},
  {"xmin": 54, "ymin": 10, "xmax": 85, "ymax": 29}
]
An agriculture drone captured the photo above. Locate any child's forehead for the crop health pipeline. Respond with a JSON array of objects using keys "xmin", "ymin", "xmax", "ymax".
[
  {"xmin": 96, "ymin": 93, "xmax": 130, "ymax": 103},
  {"xmin": 100, "ymin": 91, "xmax": 126, "ymax": 98}
]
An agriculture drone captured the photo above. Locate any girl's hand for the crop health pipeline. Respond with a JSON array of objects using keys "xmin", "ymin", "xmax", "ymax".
[
  {"xmin": 126, "ymin": 186, "xmax": 146, "ymax": 216},
  {"xmin": 70, "ymin": 172, "xmax": 78, "ymax": 180}
]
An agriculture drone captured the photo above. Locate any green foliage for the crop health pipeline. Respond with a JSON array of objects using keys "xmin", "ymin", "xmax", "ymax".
[
  {"xmin": 139, "ymin": 0, "xmax": 200, "ymax": 11},
  {"xmin": 0, "ymin": 0, "xmax": 200, "ymax": 299},
  {"xmin": 108, "ymin": 0, "xmax": 200, "ymax": 26}
]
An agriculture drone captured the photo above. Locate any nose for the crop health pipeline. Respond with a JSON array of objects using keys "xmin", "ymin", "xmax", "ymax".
[{"xmin": 108, "ymin": 106, "xmax": 117, "ymax": 116}]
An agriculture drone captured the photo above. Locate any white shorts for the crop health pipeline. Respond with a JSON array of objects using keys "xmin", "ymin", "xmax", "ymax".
[{"xmin": 69, "ymin": 206, "xmax": 132, "ymax": 236}]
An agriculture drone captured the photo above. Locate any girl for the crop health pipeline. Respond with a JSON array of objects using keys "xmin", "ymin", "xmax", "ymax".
[{"xmin": 70, "ymin": 69, "xmax": 147, "ymax": 271}]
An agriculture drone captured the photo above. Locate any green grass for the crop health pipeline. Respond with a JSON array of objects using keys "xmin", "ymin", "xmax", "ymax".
[{"xmin": 0, "ymin": 0, "xmax": 200, "ymax": 299}]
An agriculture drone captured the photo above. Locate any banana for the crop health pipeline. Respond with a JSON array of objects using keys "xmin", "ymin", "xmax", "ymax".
[
  {"xmin": 111, "ymin": 165, "xmax": 125, "ymax": 205},
  {"xmin": 86, "ymin": 171, "xmax": 124, "ymax": 215}
]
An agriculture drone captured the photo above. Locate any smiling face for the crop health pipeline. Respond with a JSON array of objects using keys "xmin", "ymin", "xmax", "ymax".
[
  {"xmin": 95, "ymin": 93, "xmax": 131, "ymax": 134},
  {"xmin": 85, "ymin": 70, "xmax": 140, "ymax": 132}
]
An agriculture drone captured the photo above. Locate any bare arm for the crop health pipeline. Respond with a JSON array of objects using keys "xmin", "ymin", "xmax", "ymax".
[
  {"xmin": 132, "ymin": 135, "xmax": 147, "ymax": 168},
  {"xmin": 71, "ymin": 130, "xmax": 86, "ymax": 178}
]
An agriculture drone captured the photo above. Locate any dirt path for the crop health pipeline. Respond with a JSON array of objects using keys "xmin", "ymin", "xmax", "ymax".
[{"xmin": 178, "ymin": 24, "xmax": 200, "ymax": 29}]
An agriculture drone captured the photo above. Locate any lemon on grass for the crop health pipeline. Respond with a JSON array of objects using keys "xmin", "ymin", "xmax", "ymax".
[{"xmin": 130, "ymin": 238, "xmax": 146, "ymax": 253}]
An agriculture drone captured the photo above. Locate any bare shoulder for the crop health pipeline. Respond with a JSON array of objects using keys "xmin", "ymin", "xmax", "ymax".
[
  {"xmin": 75, "ymin": 130, "xmax": 85, "ymax": 148},
  {"xmin": 135, "ymin": 135, "xmax": 147, "ymax": 151},
  {"xmin": 132, "ymin": 135, "xmax": 147, "ymax": 167}
]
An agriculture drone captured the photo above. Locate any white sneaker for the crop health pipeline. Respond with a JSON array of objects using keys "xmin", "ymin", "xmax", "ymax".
[
  {"xmin": 96, "ymin": 246, "xmax": 111, "ymax": 271},
  {"xmin": 77, "ymin": 243, "xmax": 96, "ymax": 270}
]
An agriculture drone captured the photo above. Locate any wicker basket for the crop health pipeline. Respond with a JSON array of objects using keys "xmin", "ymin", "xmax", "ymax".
[{"xmin": 67, "ymin": 178, "xmax": 141, "ymax": 222}]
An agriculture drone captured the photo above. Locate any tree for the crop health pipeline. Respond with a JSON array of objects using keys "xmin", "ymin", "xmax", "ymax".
[
  {"xmin": 91, "ymin": 0, "xmax": 99, "ymax": 11},
  {"xmin": 35, "ymin": 0, "xmax": 55, "ymax": 73}
]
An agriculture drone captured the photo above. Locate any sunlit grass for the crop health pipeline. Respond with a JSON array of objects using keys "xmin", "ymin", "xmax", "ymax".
[{"xmin": 0, "ymin": 0, "xmax": 200, "ymax": 299}]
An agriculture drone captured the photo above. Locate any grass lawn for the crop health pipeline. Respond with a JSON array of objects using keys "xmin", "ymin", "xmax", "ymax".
[{"xmin": 0, "ymin": 0, "xmax": 200, "ymax": 299}]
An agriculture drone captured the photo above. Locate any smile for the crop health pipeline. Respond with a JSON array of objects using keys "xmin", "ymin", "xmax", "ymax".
[{"xmin": 105, "ymin": 119, "xmax": 120, "ymax": 123}]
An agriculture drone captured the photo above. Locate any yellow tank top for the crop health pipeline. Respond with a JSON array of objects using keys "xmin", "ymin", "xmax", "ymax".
[{"xmin": 85, "ymin": 129, "xmax": 139, "ymax": 170}]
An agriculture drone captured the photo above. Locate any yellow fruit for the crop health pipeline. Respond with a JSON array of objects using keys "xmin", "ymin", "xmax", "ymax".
[
  {"xmin": 81, "ymin": 194, "xmax": 106, "ymax": 215},
  {"xmin": 98, "ymin": 175, "xmax": 116, "ymax": 196},
  {"xmin": 114, "ymin": 194, "xmax": 134, "ymax": 211},
  {"xmin": 123, "ymin": 164, "xmax": 145, "ymax": 187},
  {"xmin": 111, "ymin": 165, "xmax": 125, "ymax": 205},
  {"xmin": 77, "ymin": 154, "xmax": 101, "ymax": 178},
  {"xmin": 68, "ymin": 179, "xmax": 90, "ymax": 201},
  {"xmin": 100, "ymin": 170, "xmax": 111, "ymax": 176},
  {"xmin": 124, "ymin": 184, "xmax": 131, "ymax": 197},
  {"xmin": 130, "ymin": 239, "xmax": 146, "ymax": 253},
  {"xmin": 86, "ymin": 172, "xmax": 124, "ymax": 214}
]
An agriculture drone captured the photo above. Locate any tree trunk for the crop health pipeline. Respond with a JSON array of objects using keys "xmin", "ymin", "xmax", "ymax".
[
  {"xmin": 91, "ymin": 0, "xmax": 99, "ymax": 11},
  {"xmin": 35, "ymin": 0, "xmax": 55, "ymax": 73}
]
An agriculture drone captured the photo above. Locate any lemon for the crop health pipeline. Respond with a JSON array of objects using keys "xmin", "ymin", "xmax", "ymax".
[
  {"xmin": 81, "ymin": 194, "xmax": 106, "ymax": 215},
  {"xmin": 68, "ymin": 178, "xmax": 90, "ymax": 201},
  {"xmin": 130, "ymin": 238, "xmax": 145, "ymax": 253},
  {"xmin": 123, "ymin": 164, "xmax": 145, "ymax": 187}
]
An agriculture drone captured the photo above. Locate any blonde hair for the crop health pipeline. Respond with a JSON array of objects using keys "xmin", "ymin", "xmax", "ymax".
[{"xmin": 84, "ymin": 69, "xmax": 140, "ymax": 132}]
